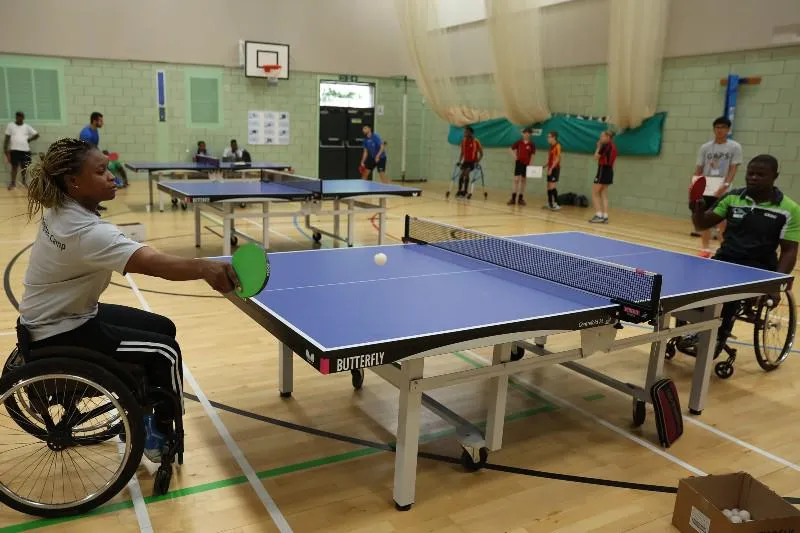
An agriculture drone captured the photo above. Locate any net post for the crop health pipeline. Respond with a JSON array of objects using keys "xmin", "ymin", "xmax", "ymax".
[{"xmin": 402, "ymin": 215, "xmax": 412, "ymax": 244}]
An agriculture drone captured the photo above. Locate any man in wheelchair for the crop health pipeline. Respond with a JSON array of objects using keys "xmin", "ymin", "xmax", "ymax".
[
  {"xmin": 687, "ymin": 154, "xmax": 799, "ymax": 361},
  {"xmin": 13, "ymin": 138, "xmax": 239, "ymax": 462}
]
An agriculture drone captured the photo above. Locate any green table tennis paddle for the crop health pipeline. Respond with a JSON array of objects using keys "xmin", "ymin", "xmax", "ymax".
[{"xmin": 231, "ymin": 243, "xmax": 271, "ymax": 298}]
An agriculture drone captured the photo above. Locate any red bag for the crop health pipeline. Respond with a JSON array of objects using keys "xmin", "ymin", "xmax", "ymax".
[{"xmin": 650, "ymin": 377, "xmax": 683, "ymax": 448}]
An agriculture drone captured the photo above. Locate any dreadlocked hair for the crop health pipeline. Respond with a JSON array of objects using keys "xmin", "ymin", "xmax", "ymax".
[{"xmin": 26, "ymin": 138, "xmax": 94, "ymax": 221}]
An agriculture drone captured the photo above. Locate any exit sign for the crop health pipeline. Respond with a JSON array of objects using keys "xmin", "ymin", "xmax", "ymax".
[{"xmin": 338, "ymin": 74, "xmax": 359, "ymax": 82}]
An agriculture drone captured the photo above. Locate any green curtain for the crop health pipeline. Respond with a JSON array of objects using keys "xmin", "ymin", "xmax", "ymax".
[{"xmin": 448, "ymin": 112, "xmax": 666, "ymax": 156}]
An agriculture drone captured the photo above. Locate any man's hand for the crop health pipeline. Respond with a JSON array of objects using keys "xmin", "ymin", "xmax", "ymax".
[{"xmin": 200, "ymin": 260, "xmax": 239, "ymax": 293}]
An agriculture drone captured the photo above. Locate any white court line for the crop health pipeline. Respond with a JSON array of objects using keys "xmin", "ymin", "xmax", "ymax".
[
  {"xmin": 115, "ymin": 437, "xmax": 153, "ymax": 533},
  {"xmin": 202, "ymin": 212, "xmax": 299, "ymax": 243},
  {"xmin": 544, "ymin": 351, "xmax": 800, "ymax": 473},
  {"xmin": 460, "ymin": 349, "xmax": 707, "ymax": 476},
  {"xmin": 124, "ymin": 274, "xmax": 293, "ymax": 533},
  {"xmin": 0, "ymin": 331, "xmax": 16, "ymax": 337},
  {"xmin": 684, "ymin": 417, "xmax": 800, "ymax": 473}
]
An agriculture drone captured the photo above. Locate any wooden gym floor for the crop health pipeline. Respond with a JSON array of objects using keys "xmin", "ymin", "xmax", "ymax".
[{"xmin": 0, "ymin": 178, "xmax": 798, "ymax": 533}]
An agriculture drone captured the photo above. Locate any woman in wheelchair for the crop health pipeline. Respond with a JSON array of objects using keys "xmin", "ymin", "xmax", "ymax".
[
  {"xmin": 1, "ymin": 138, "xmax": 239, "ymax": 516},
  {"xmin": 686, "ymin": 154, "xmax": 799, "ymax": 373}
]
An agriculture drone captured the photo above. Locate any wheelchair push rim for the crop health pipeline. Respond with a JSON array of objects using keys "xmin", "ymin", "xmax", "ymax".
[
  {"xmin": 754, "ymin": 290, "xmax": 796, "ymax": 371},
  {"xmin": 0, "ymin": 364, "xmax": 142, "ymax": 516}
]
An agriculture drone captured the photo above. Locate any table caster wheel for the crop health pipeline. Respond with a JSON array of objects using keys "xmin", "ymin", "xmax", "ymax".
[
  {"xmin": 460, "ymin": 447, "xmax": 488, "ymax": 472},
  {"xmin": 351, "ymin": 369, "xmax": 364, "ymax": 390},
  {"xmin": 467, "ymin": 193, "xmax": 473, "ymax": 199},
  {"xmin": 484, "ymin": 192, "xmax": 488, "ymax": 199},
  {"xmin": 180, "ymin": 201, "xmax": 187, "ymax": 210},
  {"xmin": 445, "ymin": 191, "xmax": 450, "ymax": 198},
  {"xmin": 665, "ymin": 341, "xmax": 677, "ymax": 360},
  {"xmin": 394, "ymin": 501, "xmax": 412, "ymax": 511},
  {"xmin": 153, "ymin": 466, "xmax": 172, "ymax": 496},
  {"xmin": 715, "ymin": 361, "xmax": 734, "ymax": 379},
  {"xmin": 510, "ymin": 346, "xmax": 525, "ymax": 362},
  {"xmin": 230, "ymin": 235, "xmax": 238, "ymax": 246},
  {"xmin": 632, "ymin": 399, "xmax": 646, "ymax": 427},
  {"xmin": 313, "ymin": 231, "xmax": 322, "ymax": 243}
]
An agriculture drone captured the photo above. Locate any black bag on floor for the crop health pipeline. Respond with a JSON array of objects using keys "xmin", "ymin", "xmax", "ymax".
[
  {"xmin": 650, "ymin": 377, "xmax": 683, "ymax": 448},
  {"xmin": 576, "ymin": 195, "xmax": 589, "ymax": 207},
  {"xmin": 557, "ymin": 193, "xmax": 576, "ymax": 205}
]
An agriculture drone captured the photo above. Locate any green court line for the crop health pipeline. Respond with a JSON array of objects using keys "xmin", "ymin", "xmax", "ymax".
[
  {"xmin": 452, "ymin": 351, "xmax": 556, "ymax": 406},
  {"xmin": 0, "ymin": 402, "xmax": 554, "ymax": 532},
  {"xmin": 583, "ymin": 394, "xmax": 605, "ymax": 402}
]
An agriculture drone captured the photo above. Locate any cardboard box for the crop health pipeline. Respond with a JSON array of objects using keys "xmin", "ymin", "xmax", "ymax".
[
  {"xmin": 672, "ymin": 472, "xmax": 800, "ymax": 533},
  {"xmin": 119, "ymin": 222, "xmax": 146, "ymax": 243}
]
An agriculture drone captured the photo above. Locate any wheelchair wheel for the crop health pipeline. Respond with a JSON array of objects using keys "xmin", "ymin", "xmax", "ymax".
[
  {"xmin": 0, "ymin": 357, "xmax": 144, "ymax": 518},
  {"xmin": 3, "ymin": 349, "xmax": 123, "ymax": 445},
  {"xmin": 754, "ymin": 290, "xmax": 796, "ymax": 372}
]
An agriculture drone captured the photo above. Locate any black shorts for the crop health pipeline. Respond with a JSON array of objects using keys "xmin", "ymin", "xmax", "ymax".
[
  {"xmin": 364, "ymin": 157, "xmax": 386, "ymax": 172},
  {"xmin": 461, "ymin": 161, "xmax": 476, "ymax": 172},
  {"xmin": 594, "ymin": 166, "xmax": 613, "ymax": 185},
  {"xmin": 514, "ymin": 161, "xmax": 527, "ymax": 177},
  {"xmin": 9, "ymin": 150, "xmax": 31, "ymax": 169},
  {"xmin": 547, "ymin": 167, "xmax": 560, "ymax": 183},
  {"xmin": 28, "ymin": 303, "xmax": 184, "ymax": 423}
]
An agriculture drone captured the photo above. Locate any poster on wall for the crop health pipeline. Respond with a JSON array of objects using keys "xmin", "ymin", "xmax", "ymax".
[{"xmin": 247, "ymin": 110, "xmax": 290, "ymax": 145}]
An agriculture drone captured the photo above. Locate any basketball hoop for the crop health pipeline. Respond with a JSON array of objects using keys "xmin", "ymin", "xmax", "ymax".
[{"xmin": 262, "ymin": 64, "xmax": 281, "ymax": 86}]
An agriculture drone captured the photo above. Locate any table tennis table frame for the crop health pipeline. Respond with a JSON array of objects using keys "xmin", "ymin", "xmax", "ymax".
[
  {"xmin": 178, "ymin": 190, "xmax": 390, "ymax": 255},
  {"xmin": 261, "ymin": 314, "xmax": 724, "ymax": 511}
]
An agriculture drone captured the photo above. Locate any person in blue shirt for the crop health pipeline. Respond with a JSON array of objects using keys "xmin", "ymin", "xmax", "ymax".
[
  {"xmin": 360, "ymin": 125, "xmax": 388, "ymax": 183},
  {"xmin": 80, "ymin": 112, "xmax": 106, "ymax": 210}
]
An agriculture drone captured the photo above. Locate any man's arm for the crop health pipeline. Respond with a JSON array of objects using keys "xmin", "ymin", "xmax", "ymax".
[
  {"xmin": 361, "ymin": 147, "xmax": 367, "ymax": 165},
  {"xmin": 777, "ymin": 240, "xmax": 798, "ymax": 277},
  {"xmin": 28, "ymin": 126, "xmax": 39, "ymax": 143},
  {"xmin": 3, "ymin": 134, "xmax": 9, "ymax": 155},
  {"xmin": 125, "ymin": 246, "xmax": 238, "ymax": 293}
]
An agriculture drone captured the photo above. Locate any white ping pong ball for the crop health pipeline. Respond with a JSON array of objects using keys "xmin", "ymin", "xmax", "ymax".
[{"xmin": 374, "ymin": 252, "xmax": 387, "ymax": 266}]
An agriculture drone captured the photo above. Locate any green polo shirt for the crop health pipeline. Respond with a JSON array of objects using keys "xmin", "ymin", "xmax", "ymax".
[{"xmin": 712, "ymin": 187, "xmax": 800, "ymax": 270}]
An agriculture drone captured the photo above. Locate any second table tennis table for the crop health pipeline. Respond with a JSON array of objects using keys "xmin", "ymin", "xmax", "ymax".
[
  {"xmin": 124, "ymin": 159, "xmax": 294, "ymax": 212},
  {"xmin": 221, "ymin": 216, "xmax": 791, "ymax": 511},
  {"xmin": 158, "ymin": 171, "xmax": 422, "ymax": 254}
]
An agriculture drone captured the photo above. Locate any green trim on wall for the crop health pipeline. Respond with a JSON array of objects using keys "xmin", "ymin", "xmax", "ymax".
[{"xmin": 184, "ymin": 66, "xmax": 224, "ymax": 129}]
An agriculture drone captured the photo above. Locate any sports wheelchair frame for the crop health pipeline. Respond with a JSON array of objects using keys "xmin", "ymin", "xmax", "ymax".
[
  {"xmin": 664, "ymin": 290, "xmax": 796, "ymax": 379},
  {"xmin": 0, "ymin": 323, "xmax": 184, "ymax": 518},
  {"xmin": 445, "ymin": 162, "xmax": 488, "ymax": 200}
]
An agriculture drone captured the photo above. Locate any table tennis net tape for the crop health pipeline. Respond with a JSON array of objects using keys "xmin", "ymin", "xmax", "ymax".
[{"xmin": 405, "ymin": 217, "xmax": 661, "ymax": 307}]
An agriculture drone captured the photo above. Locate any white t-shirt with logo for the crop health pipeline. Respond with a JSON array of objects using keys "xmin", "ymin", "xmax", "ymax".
[
  {"xmin": 696, "ymin": 139, "xmax": 743, "ymax": 195},
  {"xmin": 5, "ymin": 122, "xmax": 37, "ymax": 152},
  {"xmin": 19, "ymin": 197, "xmax": 146, "ymax": 342}
]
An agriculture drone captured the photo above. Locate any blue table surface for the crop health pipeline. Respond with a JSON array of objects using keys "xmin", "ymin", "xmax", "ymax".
[
  {"xmin": 126, "ymin": 161, "xmax": 291, "ymax": 171},
  {"xmin": 229, "ymin": 231, "xmax": 787, "ymax": 351},
  {"xmin": 160, "ymin": 179, "xmax": 421, "ymax": 198}
]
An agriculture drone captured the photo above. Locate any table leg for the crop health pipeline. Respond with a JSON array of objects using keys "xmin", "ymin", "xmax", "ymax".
[
  {"xmin": 262, "ymin": 202, "xmax": 270, "ymax": 250},
  {"xmin": 194, "ymin": 204, "xmax": 201, "ymax": 248},
  {"xmin": 279, "ymin": 343, "xmax": 293, "ymax": 398},
  {"xmin": 158, "ymin": 176, "xmax": 165, "ymax": 213},
  {"xmin": 378, "ymin": 198, "xmax": 387, "ymax": 244},
  {"xmin": 393, "ymin": 358, "xmax": 424, "ymax": 511},
  {"xmin": 223, "ymin": 203, "xmax": 233, "ymax": 256},
  {"xmin": 148, "ymin": 173, "xmax": 154, "ymax": 212},
  {"xmin": 689, "ymin": 304, "xmax": 721, "ymax": 415},
  {"xmin": 644, "ymin": 312, "xmax": 670, "ymax": 390},
  {"xmin": 485, "ymin": 343, "xmax": 511, "ymax": 451},
  {"xmin": 346, "ymin": 200, "xmax": 354, "ymax": 247},
  {"xmin": 333, "ymin": 198, "xmax": 341, "ymax": 244}
]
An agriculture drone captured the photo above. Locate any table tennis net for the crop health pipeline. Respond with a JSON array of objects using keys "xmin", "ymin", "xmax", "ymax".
[
  {"xmin": 260, "ymin": 170, "xmax": 323, "ymax": 196},
  {"xmin": 404, "ymin": 216, "xmax": 662, "ymax": 313}
]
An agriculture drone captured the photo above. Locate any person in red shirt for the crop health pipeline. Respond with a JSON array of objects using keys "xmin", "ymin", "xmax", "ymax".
[
  {"xmin": 545, "ymin": 131, "xmax": 562, "ymax": 210},
  {"xmin": 507, "ymin": 128, "xmax": 535, "ymax": 206},
  {"xmin": 457, "ymin": 126, "xmax": 483, "ymax": 197},
  {"xmin": 590, "ymin": 130, "xmax": 617, "ymax": 223}
]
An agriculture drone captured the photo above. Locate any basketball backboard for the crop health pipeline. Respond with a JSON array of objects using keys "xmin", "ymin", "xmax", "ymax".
[{"xmin": 244, "ymin": 41, "xmax": 290, "ymax": 80}]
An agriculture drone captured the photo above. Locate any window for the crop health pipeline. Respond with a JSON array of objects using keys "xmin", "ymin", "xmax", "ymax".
[
  {"xmin": 0, "ymin": 57, "xmax": 65, "ymax": 123},
  {"xmin": 185, "ymin": 68, "xmax": 223, "ymax": 127},
  {"xmin": 320, "ymin": 81, "xmax": 375, "ymax": 109}
]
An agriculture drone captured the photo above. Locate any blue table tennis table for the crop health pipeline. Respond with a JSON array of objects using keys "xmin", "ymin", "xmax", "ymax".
[
  {"xmin": 222, "ymin": 216, "xmax": 791, "ymax": 511},
  {"xmin": 125, "ymin": 160, "xmax": 294, "ymax": 212},
  {"xmin": 156, "ymin": 170, "xmax": 421, "ymax": 254}
]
